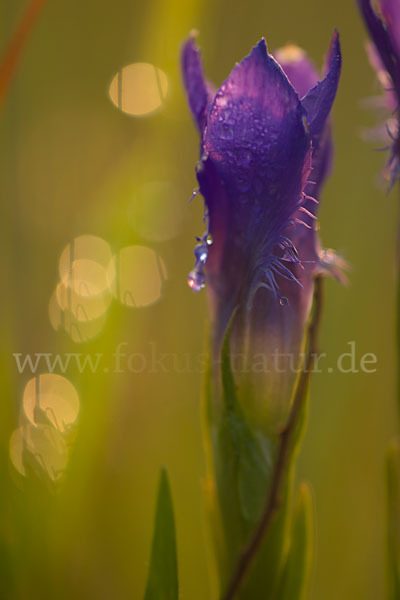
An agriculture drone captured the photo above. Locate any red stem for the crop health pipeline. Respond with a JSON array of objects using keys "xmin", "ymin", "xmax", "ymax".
[{"xmin": 0, "ymin": 0, "xmax": 48, "ymax": 108}]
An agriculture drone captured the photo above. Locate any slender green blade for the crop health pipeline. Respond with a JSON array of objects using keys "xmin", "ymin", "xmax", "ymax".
[{"xmin": 144, "ymin": 468, "xmax": 178, "ymax": 600}]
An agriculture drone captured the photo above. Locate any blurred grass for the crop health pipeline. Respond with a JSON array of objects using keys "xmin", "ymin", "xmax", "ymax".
[{"xmin": 0, "ymin": 0, "xmax": 398, "ymax": 599}]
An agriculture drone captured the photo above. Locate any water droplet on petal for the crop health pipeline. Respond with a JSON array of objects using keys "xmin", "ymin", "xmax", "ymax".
[
  {"xmin": 220, "ymin": 123, "xmax": 234, "ymax": 140},
  {"xmin": 194, "ymin": 243, "xmax": 208, "ymax": 263},
  {"xmin": 187, "ymin": 270, "xmax": 205, "ymax": 292}
]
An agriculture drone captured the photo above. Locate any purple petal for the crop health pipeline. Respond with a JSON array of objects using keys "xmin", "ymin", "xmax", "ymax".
[
  {"xmin": 357, "ymin": 0, "xmax": 400, "ymax": 90},
  {"xmin": 182, "ymin": 34, "xmax": 342, "ymax": 432},
  {"xmin": 195, "ymin": 157, "xmax": 242, "ymax": 343},
  {"xmin": 203, "ymin": 39, "xmax": 310, "ymax": 258},
  {"xmin": 274, "ymin": 45, "xmax": 319, "ymax": 99},
  {"xmin": 239, "ymin": 40, "xmax": 339, "ymax": 428},
  {"xmin": 274, "ymin": 42, "xmax": 333, "ymax": 210},
  {"xmin": 244, "ymin": 256, "xmax": 315, "ymax": 430},
  {"xmin": 381, "ymin": 0, "xmax": 400, "ymax": 57},
  {"xmin": 196, "ymin": 39, "xmax": 313, "ymax": 346},
  {"xmin": 301, "ymin": 31, "xmax": 342, "ymax": 142},
  {"xmin": 181, "ymin": 34, "xmax": 215, "ymax": 131}
]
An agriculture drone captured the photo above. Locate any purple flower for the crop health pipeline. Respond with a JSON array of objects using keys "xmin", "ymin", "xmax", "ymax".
[
  {"xmin": 358, "ymin": 0, "xmax": 400, "ymax": 89},
  {"xmin": 358, "ymin": 0, "xmax": 400, "ymax": 179},
  {"xmin": 182, "ymin": 34, "xmax": 342, "ymax": 428}
]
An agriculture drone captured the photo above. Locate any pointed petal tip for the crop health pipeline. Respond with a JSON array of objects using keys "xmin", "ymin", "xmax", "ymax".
[
  {"xmin": 300, "ymin": 30, "xmax": 342, "ymax": 138},
  {"xmin": 181, "ymin": 32, "xmax": 212, "ymax": 131},
  {"xmin": 330, "ymin": 29, "xmax": 341, "ymax": 58},
  {"xmin": 250, "ymin": 38, "xmax": 269, "ymax": 59},
  {"xmin": 326, "ymin": 29, "xmax": 341, "ymax": 72},
  {"xmin": 215, "ymin": 35, "xmax": 302, "ymax": 114},
  {"xmin": 257, "ymin": 37, "xmax": 268, "ymax": 51},
  {"xmin": 182, "ymin": 30, "xmax": 199, "ymax": 53}
]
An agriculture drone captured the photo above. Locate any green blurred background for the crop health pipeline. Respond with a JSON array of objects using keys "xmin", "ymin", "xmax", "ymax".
[{"xmin": 0, "ymin": 0, "xmax": 397, "ymax": 598}]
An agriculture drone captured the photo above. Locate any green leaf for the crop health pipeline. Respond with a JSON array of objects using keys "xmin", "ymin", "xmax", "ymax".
[
  {"xmin": 386, "ymin": 438, "xmax": 400, "ymax": 600},
  {"xmin": 277, "ymin": 482, "xmax": 314, "ymax": 600},
  {"xmin": 144, "ymin": 468, "xmax": 178, "ymax": 600}
]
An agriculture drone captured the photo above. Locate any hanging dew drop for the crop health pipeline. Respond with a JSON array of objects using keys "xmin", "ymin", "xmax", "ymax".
[
  {"xmin": 187, "ymin": 270, "xmax": 205, "ymax": 292},
  {"xmin": 194, "ymin": 243, "xmax": 208, "ymax": 263}
]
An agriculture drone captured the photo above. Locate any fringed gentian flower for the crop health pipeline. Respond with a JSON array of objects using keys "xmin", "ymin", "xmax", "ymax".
[
  {"xmin": 182, "ymin": 34, "xmax": 342, "ymax": 431},
  {"xmin": 357, "ymin": 0, "xmax": 400, "ymax": 182}
]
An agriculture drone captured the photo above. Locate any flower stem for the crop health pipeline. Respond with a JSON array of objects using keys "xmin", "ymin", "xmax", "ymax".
[
  {"xmin": 221, "ymin": 276, "xmax": 324, "ymax": 600},
  {"xmin": 0, "ymin": 0, "xmax": 48, "ymax": 109}
]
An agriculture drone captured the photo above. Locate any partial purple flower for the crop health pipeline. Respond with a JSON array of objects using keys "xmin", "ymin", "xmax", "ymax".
[
  {"xmin": 182, "ymin": 34, "xmax": 342, "ymax": 428},
  {"xmin": 357, "ymin": 0, "xmax": 400, "ymax": 180}
]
